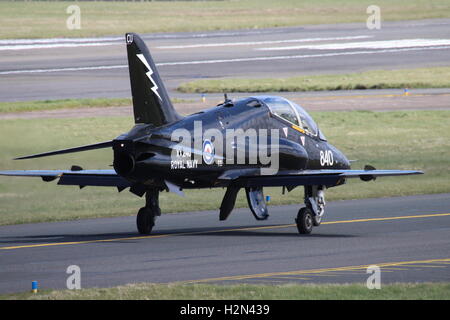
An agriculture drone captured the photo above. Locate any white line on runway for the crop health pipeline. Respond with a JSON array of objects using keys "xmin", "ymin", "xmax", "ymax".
[
  {"xmin": 1, "ymin": 45, "xmax": 449, "ymax": 75},
  {"xmin": 155, "ymin": 36, "xmax": 372, "ymax": 49},
  {"xmin": 0, "ymin": 29, "xmax": 288, "ymax": 51},
  {"xmin": 256, "ymin": 38, "xmax": 450, "ymax": 51},
  {"xmin": 0, "ymin": 42, "xmax": 121, "ymax": 51},
  {"xmin": 0, "ymin": 37, "xmax": 122, "ymax": 45},
  {"xmin": 0, "ymin": 36, "xmax": 123, "ymax": 51},
  {"xmin": 0, "ymin": 65, "xmax": 127, "ymax": 75},
  {"xmin": 0, "ymin": 35, "xmax": 371, "ymax": 51}
]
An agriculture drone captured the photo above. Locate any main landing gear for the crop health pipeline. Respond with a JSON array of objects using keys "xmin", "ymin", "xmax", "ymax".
[
  {"xmin": 135, "ymin": 185, "xmax": 326, "ymax": 235},
  {"xmin": 295, "ymin": 185, "xmax": 326, "ymax": 235},
  {"xmin": 136, "ymin": 189, "xmax": 161, "ymax": 234}
]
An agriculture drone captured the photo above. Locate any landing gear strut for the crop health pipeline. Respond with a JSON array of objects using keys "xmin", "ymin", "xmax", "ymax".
[
  {"xmin": 295, "ymin": 185, "xmax": 326, "ymax": 234},
  {"xmin": 136, "ymin": 189, "xmax": 161, "ymax": 234}
]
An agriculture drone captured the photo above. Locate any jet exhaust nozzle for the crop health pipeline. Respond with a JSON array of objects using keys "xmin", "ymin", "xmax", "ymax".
[{"xmin": 113, "ymin": 151, "xmax": 135, "ymax": 176}]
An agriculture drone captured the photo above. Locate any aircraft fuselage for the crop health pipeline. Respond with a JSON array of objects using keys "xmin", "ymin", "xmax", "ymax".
[{"xmin": 113, "ymin": 96, "xmax": 350, "ymax": 190}]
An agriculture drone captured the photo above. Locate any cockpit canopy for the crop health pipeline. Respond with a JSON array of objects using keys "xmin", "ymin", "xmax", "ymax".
[{"xmin": 258, "ymin": 96, "xmax": 326, "ymax": 140}]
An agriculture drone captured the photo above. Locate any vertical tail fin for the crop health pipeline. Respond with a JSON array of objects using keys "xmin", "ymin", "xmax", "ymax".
[{"xmin": 126, "ymin": 33, "xmax": 181, "ymax": 126}]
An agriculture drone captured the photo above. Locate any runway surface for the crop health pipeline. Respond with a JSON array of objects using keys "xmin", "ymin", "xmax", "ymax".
[
  {"xmin": 1, "ymin": 19, "xmax": 450, "ymax": 102},
  {"xmin": 0, "ymin": 193, "xmax": 449, "ymax": 294}
]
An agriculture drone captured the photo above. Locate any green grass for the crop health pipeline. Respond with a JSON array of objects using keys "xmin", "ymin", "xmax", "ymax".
[
  {"xmin": 178, "ymin": 66, "xmax": 450, "ymax": 93},
  {"xmin": 1, "ymin": 0, "xmax": 449, "ymax": 39},
  {"xmin": 2, "ymin": 283, "xmax": 449, "ymax": 300},
  {"xmin": 0, "ymin": 98, "xmax": 193, "ymax": 113},
  {"xmin": 0, "ymin": 110, "xmax": 448, "ymax": 225},
  {"xmin": 0, "ymin": 98, "xmax": 131, "ymax": 113}
]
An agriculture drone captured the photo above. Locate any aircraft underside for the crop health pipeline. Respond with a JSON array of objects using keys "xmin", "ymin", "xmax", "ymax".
[{"xmin": 135, "ymin": 183, "xmax": 328, "ymax": 235}]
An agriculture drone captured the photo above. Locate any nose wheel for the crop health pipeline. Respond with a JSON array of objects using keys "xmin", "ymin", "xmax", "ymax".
[
  {"xmin": 295, "ymin": 185, "xmax": 326, "ymax": 235},
  {"xmin": 295, "ymin": 207, "xmax": 314, "ymax": 234}
]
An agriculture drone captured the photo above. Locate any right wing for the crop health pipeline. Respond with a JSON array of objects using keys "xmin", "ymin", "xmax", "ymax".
[{"xmin": 219, "ymin": 168, "xmax": 423, "ymax": 188}]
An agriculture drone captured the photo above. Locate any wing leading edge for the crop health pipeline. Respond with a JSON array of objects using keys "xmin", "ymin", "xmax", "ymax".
[
  {"xmin": 222, "ymin": 169, "xmax": 423, "ymax": 188},
  {"xmin": 0, "ymin": 168, "xmax": 423, "ymax": 189}
]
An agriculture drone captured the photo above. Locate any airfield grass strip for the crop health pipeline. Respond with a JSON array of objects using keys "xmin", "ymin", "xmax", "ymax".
[
  {"xmin": 0, "ymin": 110, "xmax": 448, "ymax": 225},
  {"xmin": 0, "ymin": 98, "xmax": 192, "ymax": 113},
  {"xmin": 1, "ymin": 283, "xmax": 449, "ymax": 300},
  {"xmin": 178, "ymin": 66, "xmax": 450, "ymax": 93},
  {"xmin": 1, "ymin": 0, "xmax": 449, "ymax": 39},
  {"xmin": 0, "ymin": 98, "xmax": 131, "ymax": 113}
]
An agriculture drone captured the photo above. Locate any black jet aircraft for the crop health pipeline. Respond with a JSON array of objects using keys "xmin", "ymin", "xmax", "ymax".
[{"xmin": 0, "ymin": 33, "xmax": 422, "ymax": 235}]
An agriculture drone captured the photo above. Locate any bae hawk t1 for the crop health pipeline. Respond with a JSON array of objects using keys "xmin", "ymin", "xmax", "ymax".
[{"xmin": 0, "ymin": 33, "xmax": 422, "ymax": 235}]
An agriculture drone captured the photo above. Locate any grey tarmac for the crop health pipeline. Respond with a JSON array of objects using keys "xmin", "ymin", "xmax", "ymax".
[
  {"xmin": 1, "ymin": 19, "xmax": 450, "ymax": 102},
  {"xmin": 0, "ymin": 193, "xmax": 449, "ymax": 294}
]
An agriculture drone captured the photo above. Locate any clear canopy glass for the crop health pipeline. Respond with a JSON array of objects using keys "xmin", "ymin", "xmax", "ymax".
[{"xmin": 261, "ymin": 96, "xmax": 319, "ymax": 136}]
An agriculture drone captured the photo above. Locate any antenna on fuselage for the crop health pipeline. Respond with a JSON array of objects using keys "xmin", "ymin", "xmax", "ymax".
[
  {"xmin": 221, "ymin": 93, "xmax": 234, "ymax": 107},
  {"xmin": 217, "ymin": 93, "xmax": 234, "ymax": 107}
]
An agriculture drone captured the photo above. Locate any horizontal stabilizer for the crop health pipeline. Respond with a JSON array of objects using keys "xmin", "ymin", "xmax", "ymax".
[
  {"xmin": 0, "ymin": 169, "xmax": 130, "ymax": 188},
  {"xmin": 14, "ymin": 141, "xmax": 112, "ymax": 160}
]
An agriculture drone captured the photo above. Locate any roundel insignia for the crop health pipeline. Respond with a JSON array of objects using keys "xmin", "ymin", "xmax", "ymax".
[{"xmin": 202, "ymin": 139, "xmax": 215, "ymax": 165}]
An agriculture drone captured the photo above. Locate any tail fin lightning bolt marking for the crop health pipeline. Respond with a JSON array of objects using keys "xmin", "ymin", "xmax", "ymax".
[{"xmin": 136, "ymin": 53, "xmax": 162, "ymax": 101}]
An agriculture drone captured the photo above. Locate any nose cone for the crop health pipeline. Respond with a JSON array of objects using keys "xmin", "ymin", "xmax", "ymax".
[{"xmin": 329, "ymin": 144, "xmax": 351, "ymax": 169}]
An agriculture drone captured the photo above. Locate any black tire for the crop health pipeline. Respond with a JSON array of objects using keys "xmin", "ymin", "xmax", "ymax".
[
  {"xmin": 136, "ymin": 207, "xmax": 155, "ymax": 235},
  {"xmin": 295, "ymin": 207, "xmax": 313, "ymax": 234},
  {"xmin": 312, "ymin": 214, "xmax": 321, "ymax": 227},
  {"xmin": 245, "ymin": 187, "xmax": 269, "ymax": 221}
]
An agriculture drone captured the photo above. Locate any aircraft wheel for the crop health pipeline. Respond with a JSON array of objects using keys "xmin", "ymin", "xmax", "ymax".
[
  {"xmin": 313, "ymin": 214, "xmax": 322, "ymax": 227},
  {"xmin": 137, "ymin": 207, "xmax": 155, "ymax": 235},
  {"xmin": 295, "ymin": 207, "xmax": 313, "ymax": 234}
]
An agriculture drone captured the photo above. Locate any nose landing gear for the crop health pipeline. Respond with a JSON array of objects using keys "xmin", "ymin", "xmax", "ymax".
[{"xmin": 295, "ymin": 185, "xmax": 326, "ymax": 234}]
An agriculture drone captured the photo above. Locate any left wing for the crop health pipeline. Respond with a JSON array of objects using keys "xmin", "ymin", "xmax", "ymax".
[
  {"xmin": 0, "ymin": 169, "xmax": 130, "ymax": 189},
  {"xmin": 219, "ymin": 169, "xmax": 423, "ymax": 188}
]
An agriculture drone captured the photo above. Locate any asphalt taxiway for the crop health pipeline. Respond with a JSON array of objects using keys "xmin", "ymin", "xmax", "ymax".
[
  {"xmin": 1, "ymin": 19, "xmax": 450, "ymax": 101},
  {"xmin": 0, "ymin": 193, "xmax": 449, "ymax": 294}
]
